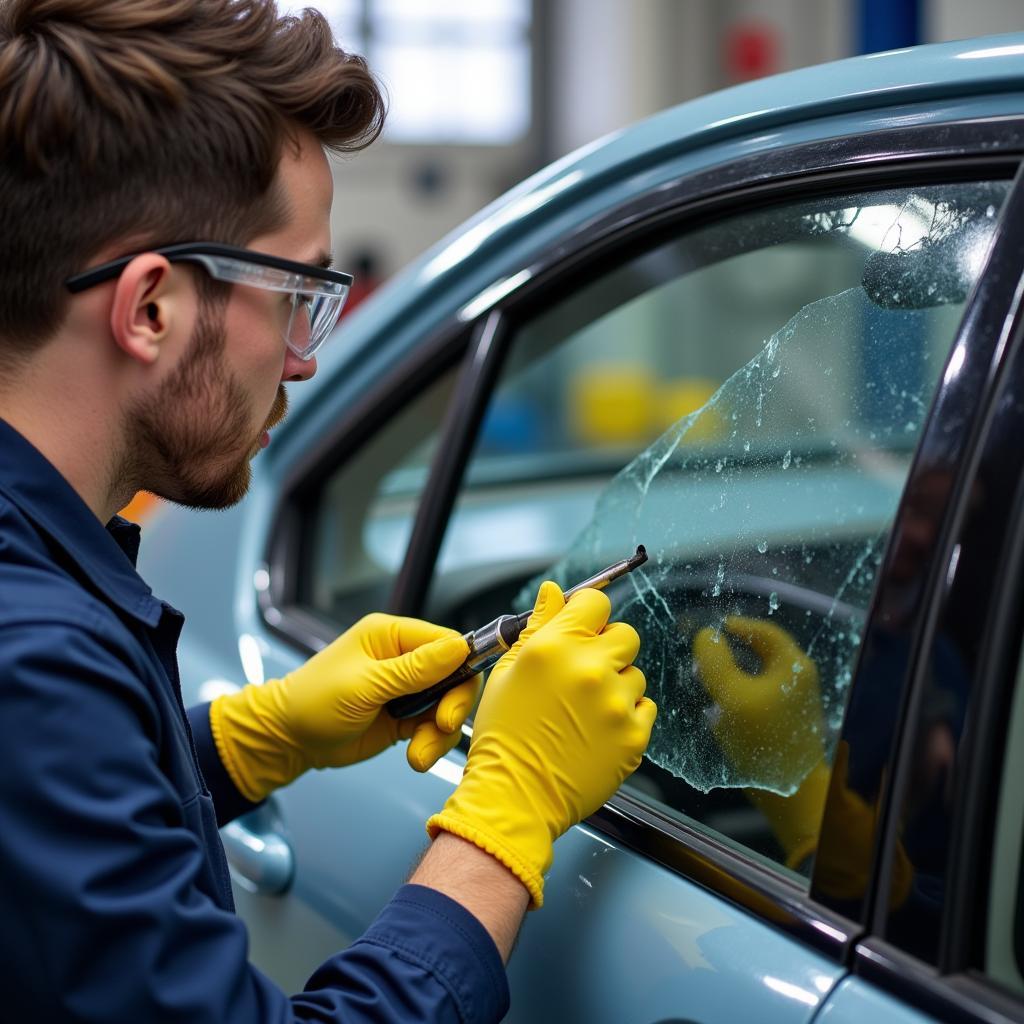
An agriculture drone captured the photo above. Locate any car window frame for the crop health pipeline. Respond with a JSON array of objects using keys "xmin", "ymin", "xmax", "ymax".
[{"xmin": 261, "ymin": 116, "xmax": 1024, "ymax": 976}]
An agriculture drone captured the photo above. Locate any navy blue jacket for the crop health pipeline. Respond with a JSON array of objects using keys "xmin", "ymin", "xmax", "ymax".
[{"xmin": 0, "ymin": 419, "xmax": 508, "ymax": 1022}]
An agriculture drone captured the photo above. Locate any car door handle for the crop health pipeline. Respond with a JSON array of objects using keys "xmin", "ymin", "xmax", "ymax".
[{"xmin": 221, "ymin": 801, "xmax": 295, "ymax": 895}]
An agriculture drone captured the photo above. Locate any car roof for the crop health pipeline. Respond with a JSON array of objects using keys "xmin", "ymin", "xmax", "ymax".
[{"xmin": 304, "ymin": 33, "xmax": 1024, "ymax": 415}]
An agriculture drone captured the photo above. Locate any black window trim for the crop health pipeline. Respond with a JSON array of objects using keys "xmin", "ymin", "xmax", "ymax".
[
  {"xmin": 259, "ymin": 116, "xmax": 1024, "ymax": 974},
  {"xmin": 942, "ymin": 423, "xmax": 1024, "ymax": 974},
  {"xmin": 590, "ymin": 792, "xmax": 857, "ymax": 958},
  {"xmin": 390, "ymin": 310, "xmax": 511, "ymax": 614}
]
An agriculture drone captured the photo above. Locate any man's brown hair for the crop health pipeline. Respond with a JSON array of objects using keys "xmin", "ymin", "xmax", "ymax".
[{"xmin": 0, "ymin": 0, "xmax": 385, "ymax": 351}]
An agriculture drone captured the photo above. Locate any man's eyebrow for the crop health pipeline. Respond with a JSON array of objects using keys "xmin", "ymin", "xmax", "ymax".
[{"xmin": 314, "ymin": 251, "xmax": 334, "ymax": 270}]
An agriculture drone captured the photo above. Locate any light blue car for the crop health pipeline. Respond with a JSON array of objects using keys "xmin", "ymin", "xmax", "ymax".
[{"xmin": 140, "ymin": 33, "xmax": 1024, "ymax": 1023}]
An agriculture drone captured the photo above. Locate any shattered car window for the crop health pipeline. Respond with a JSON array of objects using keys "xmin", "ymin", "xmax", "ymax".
[
  {"xmin": 532, "ymin": 283, "xmax": 939, "ymax": 794},
  {"xmin": 428, "ymin": 181, "xmax": 1009, "ymax": 876}
]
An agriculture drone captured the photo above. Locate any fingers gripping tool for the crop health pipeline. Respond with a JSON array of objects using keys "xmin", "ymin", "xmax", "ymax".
[{"xmin": 386, "ymin": 545, "xmax": 648, "ymax": 720}]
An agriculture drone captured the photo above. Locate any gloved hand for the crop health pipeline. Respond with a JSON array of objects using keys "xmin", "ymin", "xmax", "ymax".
[
  {"xmin": 210, "ymin": 614, "xmax": 479, "ymax": 803},
  {"xmin": 693, "ymin": 616, "xmax": 828, "ymax": 868},
  {"xmin": 427, "ymin": 581, "xmax": 657, "ymax": 909}
]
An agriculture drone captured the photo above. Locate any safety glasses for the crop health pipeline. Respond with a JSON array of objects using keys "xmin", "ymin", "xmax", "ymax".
[{"xmin": 65, "ymin": 242, "xmax": 353, "ymax": 361}]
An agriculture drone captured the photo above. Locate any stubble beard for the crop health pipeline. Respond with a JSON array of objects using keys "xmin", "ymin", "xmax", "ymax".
[{"xmin": 122, "ymin": 299, "xmax": 287, "ymax": 511}]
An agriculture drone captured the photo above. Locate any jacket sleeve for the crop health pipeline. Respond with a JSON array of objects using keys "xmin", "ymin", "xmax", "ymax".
[{"xmin": 0, "ymin": 619, "xmax": 509, "ymax": 1023}]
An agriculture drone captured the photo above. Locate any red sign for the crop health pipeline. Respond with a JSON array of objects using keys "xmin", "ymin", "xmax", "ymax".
[{"xmin": 725, "ymin": 23, "xmax": 780, "ymax": 82}]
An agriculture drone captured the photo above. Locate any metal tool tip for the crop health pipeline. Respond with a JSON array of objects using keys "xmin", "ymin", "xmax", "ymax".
[{"xmin": 630, "ymin": 544, "xmax": 648, "ymax": 567}]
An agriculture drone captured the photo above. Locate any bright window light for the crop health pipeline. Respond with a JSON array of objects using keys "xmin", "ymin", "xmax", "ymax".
[
  {"xmin": 376, "ymin": 0, "xmax": 529, "ymax": 28},
  {"xmin": 277, "ymin": 0, "xmax": 363, "ymax": 48},
  {"xmin": 281, "ymin": 1, "xmax": 532, "ymax": 145},
  {"xmin": 375, "ymin": 42, "xmax": 530, "ymax": 143}
]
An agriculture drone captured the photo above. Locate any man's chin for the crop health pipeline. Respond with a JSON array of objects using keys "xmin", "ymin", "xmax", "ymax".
[{"xmin": 158, "ymin": 459, "xmax": 253, "ymax": 512}]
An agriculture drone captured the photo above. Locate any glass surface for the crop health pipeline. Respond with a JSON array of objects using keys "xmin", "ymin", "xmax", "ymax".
[
  {"xmin": 284, "ymin": 290, "xmax": 347, "ymax": 359},
  {"xmin": 426, "ymin": 181, "xmax": 1009, "ymax": 880},
  {"xmin": 369, "ymin": 0, "xmax": 530, "ymax": 144},
  {"xmin": 302, "ymin": 369, "xmax": 457, "ymax": 627}
]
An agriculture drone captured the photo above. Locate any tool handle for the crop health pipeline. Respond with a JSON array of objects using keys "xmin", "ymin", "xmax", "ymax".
[
  {"xmin": 385, "ymin": 659, "xmax": 483, "ymax": 721},
  {"xmin": 386, "ymin": 614, "xmax": 523, "ymax": 720}
]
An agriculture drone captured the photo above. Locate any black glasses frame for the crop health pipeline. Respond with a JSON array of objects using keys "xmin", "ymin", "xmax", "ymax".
[{"xmin": 65, "ymin": 242, "xmax": 353, "ymax": 294}]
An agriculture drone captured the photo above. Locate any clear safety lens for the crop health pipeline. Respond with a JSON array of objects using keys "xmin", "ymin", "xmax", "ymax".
[
  {"xmin": 193, "ymin": 253, "xmax": 350, "ymax": 361},
  {"xmin": 285, "ymin": 287, "xmax": 349, "ymax": 360}
]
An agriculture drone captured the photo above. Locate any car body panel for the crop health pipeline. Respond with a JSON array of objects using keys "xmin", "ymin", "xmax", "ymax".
[
  {"xmin": 214, "ymin": 747, "xmax": 846, "ymax": 1021},
  {"xmin": 135, "ymin": 34, "xmax": 1024, "ymax": 1024},
  {"xmin": 817, "ymin": 977, "xmax": 938, "ymax": 1024}
]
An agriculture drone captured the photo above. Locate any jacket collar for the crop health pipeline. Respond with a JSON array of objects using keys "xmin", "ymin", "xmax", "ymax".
[{"xmin": 0, "ymin": 418, "xmax": 163, "ymax": 628}]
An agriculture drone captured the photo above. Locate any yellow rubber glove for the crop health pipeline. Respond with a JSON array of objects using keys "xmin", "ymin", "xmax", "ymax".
[
  {"xmin": 427, "ymin": 582, "xmax": 657, "ymax": 909},
  {"xmin": 693, "ymin": 616, "xmax": 828, "ymax": 868},
  {"xmin": 210, "ymin": 613, "xmax": 479, "ymax": 803}
]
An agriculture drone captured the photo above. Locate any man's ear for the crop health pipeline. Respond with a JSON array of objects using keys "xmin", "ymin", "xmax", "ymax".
[{"xmin": 108, "ymin": 253, "xmax": 176, "ymax": 365}]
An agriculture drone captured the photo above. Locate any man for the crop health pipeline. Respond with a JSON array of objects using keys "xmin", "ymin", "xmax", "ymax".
[{"xmin": 0, "ymin": 1, "xmax": 656, "ymax": 1021}]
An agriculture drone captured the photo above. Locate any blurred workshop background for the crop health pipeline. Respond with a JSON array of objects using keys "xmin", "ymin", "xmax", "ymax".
[{"xmin": 281, "ymin": 0, "xmax": 1024, "ymax": 291}]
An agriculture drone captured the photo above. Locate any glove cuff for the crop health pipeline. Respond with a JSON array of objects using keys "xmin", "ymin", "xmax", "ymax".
[
  {"xmin": 210, "ymin": 694, "xmax": 264, "ymax": 803},
  {"xmin": 210, "ymin": 684, "xmax": 307, "ymax": 803},
  {"xmin": 426, "ymin": 810, "xmax": 546, "ymax": 910}
]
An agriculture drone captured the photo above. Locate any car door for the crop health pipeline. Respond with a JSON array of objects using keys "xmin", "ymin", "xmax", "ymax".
[
  {"xmin": 384, "ymin": 152, "xmax": 1021, "ymax": 1024},
  {"xmin": 161, "ymin": 116, "xmax": 1024, "ymax": 1021}
]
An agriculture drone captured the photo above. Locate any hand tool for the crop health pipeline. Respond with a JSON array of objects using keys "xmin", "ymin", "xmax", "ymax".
[{"xmin": 386, "ymin": 545, "xmax": 648, "ymax": 720}]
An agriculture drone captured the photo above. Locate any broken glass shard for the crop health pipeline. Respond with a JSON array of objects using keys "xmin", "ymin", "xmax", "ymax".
[{"xmin": 519, "ymin": 282, "xmax": 963, "ymax": 795}]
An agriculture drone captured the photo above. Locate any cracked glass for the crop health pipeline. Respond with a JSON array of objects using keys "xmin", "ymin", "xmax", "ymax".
[{"xmin": 425, "ymin": 180, "xmax": 1009, "ymax": 878}]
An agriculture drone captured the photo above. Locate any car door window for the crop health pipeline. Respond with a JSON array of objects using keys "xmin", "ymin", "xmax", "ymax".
[
  {"xmin": 426, "ymin": 181, "xmax": 1009, "ymax": 881},
  {"xmin": 301, "ymin": 368, "xmax": 457, "ymax": 627}
]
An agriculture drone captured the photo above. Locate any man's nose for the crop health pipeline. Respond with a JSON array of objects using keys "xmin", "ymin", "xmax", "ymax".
[{"xmin": 283, "ymin": 350, "xmax": 317, "ymax": 383}]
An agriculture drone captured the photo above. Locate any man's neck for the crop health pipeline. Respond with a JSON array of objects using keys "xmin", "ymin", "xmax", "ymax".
[{"xmin": 0, "ymin": 368, "xmax": 128, "ymax": 523}]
